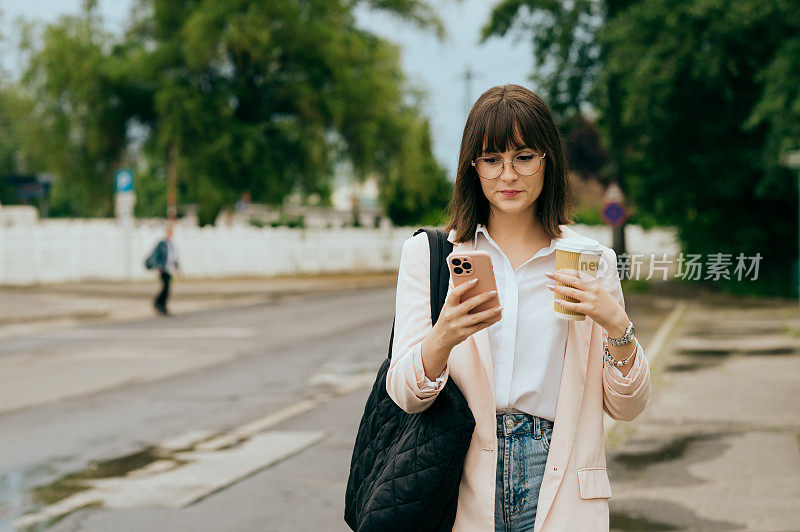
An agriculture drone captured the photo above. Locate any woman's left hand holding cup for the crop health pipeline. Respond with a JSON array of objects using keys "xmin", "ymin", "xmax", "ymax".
[{"xmin": 544, "ymin": 269, "xmax": 629, "ymax": 337}]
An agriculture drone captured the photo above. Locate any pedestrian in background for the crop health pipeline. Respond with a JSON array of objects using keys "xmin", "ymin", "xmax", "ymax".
[{"xmin": 145, "ymin": 225, "xmax": 179, "ymax": 316}]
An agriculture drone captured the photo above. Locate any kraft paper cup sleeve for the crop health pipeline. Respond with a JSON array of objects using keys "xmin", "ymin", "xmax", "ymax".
[{"xmin": 553, "ymin": 237, "xmax": 604, "ymax": 320}]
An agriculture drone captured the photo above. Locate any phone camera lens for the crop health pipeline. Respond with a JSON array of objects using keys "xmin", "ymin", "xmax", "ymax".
[
  {"xmin": 453, "ymin": 267, "xmax": 463, "ymax": 275},
  {"xmin": 462, "ymin": 262, "xmax": 472, "ymax": 270},
  {"xmin": 451, "ymin": 258, "xmax": 461, "ymax": 266}
]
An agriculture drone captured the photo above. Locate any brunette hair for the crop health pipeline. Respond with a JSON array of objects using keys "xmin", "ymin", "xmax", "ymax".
[{"xmin": 445, "ymin": 84, "xmax": 573, "ymax": 243}]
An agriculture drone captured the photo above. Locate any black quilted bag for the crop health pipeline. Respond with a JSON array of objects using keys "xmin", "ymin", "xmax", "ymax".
[{"xmin": 344, "ymin": 228, "xmax": 476, "ymax": 531}]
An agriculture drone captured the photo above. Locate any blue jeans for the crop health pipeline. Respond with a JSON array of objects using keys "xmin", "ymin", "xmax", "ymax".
[{"xmin": 495, "ymin": 412, "xmax": 554, "ymax": 531}]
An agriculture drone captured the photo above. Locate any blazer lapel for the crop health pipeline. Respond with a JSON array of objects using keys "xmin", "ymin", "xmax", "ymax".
[{"xmin": 471, "ymin": 327, "xmax": 494, "ymax": 397}]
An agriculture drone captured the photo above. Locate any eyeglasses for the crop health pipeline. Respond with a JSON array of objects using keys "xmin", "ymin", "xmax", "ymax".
[{"xmin": 471, "ymin": 152, "xmax": 546, "ymax": 179}]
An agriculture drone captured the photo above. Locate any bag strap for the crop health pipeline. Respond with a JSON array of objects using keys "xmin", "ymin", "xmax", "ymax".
[
  {"xmin": 387, "ymin": 227, "xmax": 453, "ymax": 361},
  {"xmin": 417, "ymin": 227, "xmax": 453, "ymax": 325}
]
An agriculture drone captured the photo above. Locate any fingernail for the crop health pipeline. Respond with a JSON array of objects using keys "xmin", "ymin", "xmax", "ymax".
[
  {"xmin": 546, "ymin": 284, "xmax": 554, "ymax": 289},
  {"xmin": 488, "ymin": 290, "xmax": 497, "ymax": 295},
  {"xmin": 469, "ymin": 278, "xmax": 478, "ymax": 284}
]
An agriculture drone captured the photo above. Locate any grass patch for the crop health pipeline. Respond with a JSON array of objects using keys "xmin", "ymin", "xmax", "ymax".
[{"xmin": 621, "ymin": 279, "xmax": 651, "ymax": 293}]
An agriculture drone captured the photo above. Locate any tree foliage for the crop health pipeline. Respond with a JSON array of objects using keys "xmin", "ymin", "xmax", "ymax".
[
  {"xmin": 600, "ymin": 0, "xmax": 800, "ymax": 295},
  {"xmin": 15, "ymin": 10, "xmax": 135, "ymax": 215},
  {"xmin": 380, "ymin": 113, "xmax": 452, "ymax": 226},
  {"xmin": 484, "ymin": 0, "xmax": 800, "ymax": 295},
  {"xmin": 480, "ymin": 0, "xmax": 611, "ymax": 122},
  {"xmin": 3, "ymin": 0, "xmax": 453, "ymax": 226}
]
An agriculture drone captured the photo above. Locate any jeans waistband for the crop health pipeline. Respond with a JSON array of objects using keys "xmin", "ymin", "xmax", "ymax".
[{"xmin": 496, "ymin": 412, "xmax": 554, "ymax": 437}]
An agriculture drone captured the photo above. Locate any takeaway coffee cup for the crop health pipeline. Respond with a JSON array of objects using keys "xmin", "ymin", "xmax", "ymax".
[{"xmin": 553, "ymin": 236, "xmax": 604, "ymax": 321}]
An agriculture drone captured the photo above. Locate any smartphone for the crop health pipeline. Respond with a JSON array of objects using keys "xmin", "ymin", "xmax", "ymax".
[{"xmin": 447, "ymin": 250, "xmax": 501, "ymax": 314}]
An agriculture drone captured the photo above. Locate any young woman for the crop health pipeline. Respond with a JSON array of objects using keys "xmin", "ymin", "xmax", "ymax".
[{"xmin": 386, "ymin": 84, "xmax": 651, "ymax": 531}]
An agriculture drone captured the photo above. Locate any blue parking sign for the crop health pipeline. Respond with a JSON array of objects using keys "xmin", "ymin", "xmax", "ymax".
[{"xmin": 115, "ymin": 169, "xmax": 134, "ymax": 193}]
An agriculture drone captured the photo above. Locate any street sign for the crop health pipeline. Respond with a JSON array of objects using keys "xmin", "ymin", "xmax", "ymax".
[
  {"xmin": 115, "ymin": 169, "xmax": 134, "ymax": 193},
  {"xmin": 602, "ymin": 202, "xmax": 627, "ymax": 227},
  {"xmin": 602, "ymin": 182, "xmax": 628, "ymax": 227}
]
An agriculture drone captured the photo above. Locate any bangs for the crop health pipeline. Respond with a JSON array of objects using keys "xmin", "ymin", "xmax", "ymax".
[{"xmin": 479, "ymin": 101, "xmax": 546, "ymax": 156}]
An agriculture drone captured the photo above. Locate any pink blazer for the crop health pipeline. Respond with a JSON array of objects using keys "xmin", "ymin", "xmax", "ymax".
[{"xmin": 386, "ymin": 225, "xmax": 651, "ymax": 531}]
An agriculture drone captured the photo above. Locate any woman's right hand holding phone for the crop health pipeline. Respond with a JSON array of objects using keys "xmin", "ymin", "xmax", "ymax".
[{"xmin": 420, "ymin": 279, "xmax": 503, "ymax": 380}]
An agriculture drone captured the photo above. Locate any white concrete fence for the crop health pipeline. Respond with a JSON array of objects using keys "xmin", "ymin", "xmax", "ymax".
[{"xmin": 0, "ymin": 218, "xmax": 680, "ymax": 285}]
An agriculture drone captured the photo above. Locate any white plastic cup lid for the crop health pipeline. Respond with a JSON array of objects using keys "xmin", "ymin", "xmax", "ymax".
[{"xmin": 555, "ymin": 236, "xmax": 603, "ymax": 255}]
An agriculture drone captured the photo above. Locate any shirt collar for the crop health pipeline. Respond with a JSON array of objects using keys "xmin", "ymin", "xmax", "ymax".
[
  {"xmin": 446, "ymin": 223, "xmax": 576, "ymax": 250},
  {"xmin": 473, "ymin": 222, "xmax": 566, "ymax": 256}
]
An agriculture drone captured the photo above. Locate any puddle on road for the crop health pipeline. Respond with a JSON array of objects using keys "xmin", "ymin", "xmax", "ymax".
[
  {"xmin": 667, "ymin": 343, "xmax": 798, "ymax": 374},
  {"xmin": 4, "ymin": 446, "xmax": 189, "ymax": 529},
  {"xmin": 610, "ymin": 499, "xmax": 746, "ymax": 531},
  {"xmin": 610, "ymin": 432, "xmax": 733, "ymax": 487},
  {"xmin": 678, "ymin": 349, "xmax": 729, "ymax": 357},
  {"xmin": 664, "ymin": 361, "xmax": 715, "ymax": 372},
  {"xmin": 610, "ymin": 508, "xmax": 678, "ymax": 530},
  {"xmin": 32, "ymin": 447, "xmax": 161, "ymax": 506},
  {"xmin": 613, "ymin": 435, "xmax": 701, "ymax": 469}
]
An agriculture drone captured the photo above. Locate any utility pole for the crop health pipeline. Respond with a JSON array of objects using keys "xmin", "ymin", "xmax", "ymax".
[
  {"xmin": 458, "ymin": 66, "xmax": 478, "ymax": 117},
  {"xmin": 601, "ymin": 183, "xmax": 629, "ymax": 280}
]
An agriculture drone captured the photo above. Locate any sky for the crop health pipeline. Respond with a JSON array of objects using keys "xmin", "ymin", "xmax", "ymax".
[{"xmin": 0, "ymin": 0, "xmax": 536, "ymax": 176}]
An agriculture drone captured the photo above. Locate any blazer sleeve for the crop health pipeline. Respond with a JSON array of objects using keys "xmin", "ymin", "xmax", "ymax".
[
  {"xmin": 386, "ymin": 232, "xmax": 451, "ymax": 414},
  {"xmin": 599, "ymin": 247, "xmax": 652, "ymax": 422}
]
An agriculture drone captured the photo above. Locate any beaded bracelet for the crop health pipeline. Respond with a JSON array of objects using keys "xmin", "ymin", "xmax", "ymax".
[{"xmin": 604, "ymin": 337, "xmax": 638, "ymax": 368}]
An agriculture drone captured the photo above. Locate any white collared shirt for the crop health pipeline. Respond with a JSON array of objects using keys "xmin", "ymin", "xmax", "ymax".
[{"xmin": 417, "ymin": 223, "xmax": 635, "ymax": 421}]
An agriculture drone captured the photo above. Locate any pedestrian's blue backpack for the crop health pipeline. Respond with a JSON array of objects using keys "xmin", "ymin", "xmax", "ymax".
[{"xmin": 144, "ymin": 243, "xmax": 162, "ymax": 270}]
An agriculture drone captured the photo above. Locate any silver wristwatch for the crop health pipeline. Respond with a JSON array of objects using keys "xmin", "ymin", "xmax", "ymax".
[{"xmin": 606, "ymin": 320, "xmax": 635, "ymax": 346}]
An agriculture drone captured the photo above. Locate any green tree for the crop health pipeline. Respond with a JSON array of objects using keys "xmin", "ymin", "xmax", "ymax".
[
  {"xmin": 17, "ymin": 6, "xmax": 139, "ymax": 216},
  {"xmin": 10, "ymin": 0, "xmax": 454, "ymax": 227},
  {"xmin": 129, "ymin": 0, "xmax": 451, "ymax": 225},
  {"xmin": 0, "ymin": 86, "xmax": 28, "ymax": 178},
  {"xmin": 481, "ymin": 0, "xmax": 610, "ymax": 122},
  {"xmin": 600, "ymin": 0, "xmax": 800, "ymax": 295},
  {"xmin": 381, "ymin": 113, "xmax": 452, "ymax": 226},
  {"xmin": 483, "ymin": 0, "xmax": 800, "ymax": 296}
]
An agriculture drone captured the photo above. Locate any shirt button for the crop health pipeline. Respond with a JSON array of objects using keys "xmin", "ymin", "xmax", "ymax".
[{"xmin": 505, "ymin": 418, "xmax": 514, "ymax": 428}]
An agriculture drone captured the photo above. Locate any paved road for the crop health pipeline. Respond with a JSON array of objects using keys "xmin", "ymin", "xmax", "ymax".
[
  {"xmin": 0, "ymin": 287, "xmax": 395, "ymax": 530},
  {"xmin": 1, "ymin": 282, "xmax": 796, "ymax": 531}
]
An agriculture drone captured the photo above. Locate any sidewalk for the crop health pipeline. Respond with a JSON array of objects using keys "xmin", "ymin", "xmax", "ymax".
[
  {"xmin": 606, "ymin": 288, "xmax": 800, "ymax": 531},
  {"xmin": 0, "ymin": 272, "xmax": 397, "ymax": 330}
]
